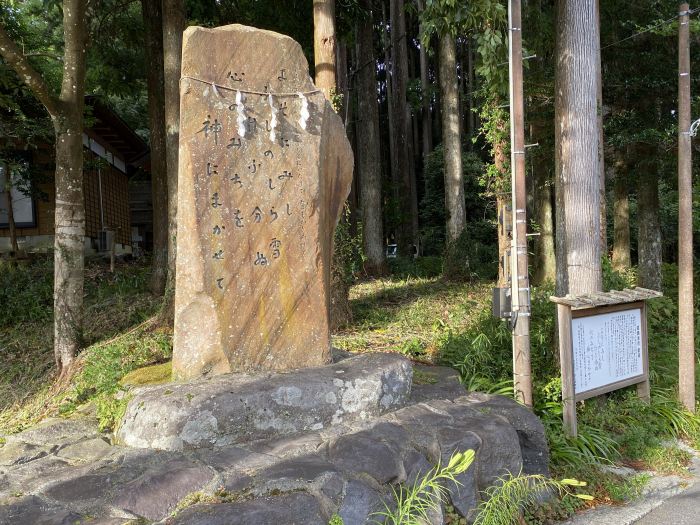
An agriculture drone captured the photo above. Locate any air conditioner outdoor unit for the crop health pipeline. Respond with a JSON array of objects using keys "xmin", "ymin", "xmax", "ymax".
[{"xmin": 98, "ymin": 230, "xmax": 114, "ymax": 252}]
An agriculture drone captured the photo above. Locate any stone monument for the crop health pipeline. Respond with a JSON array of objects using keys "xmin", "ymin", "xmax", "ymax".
[{"xmin": 173, "ymin": 25, "xmax": 353, "ymax": 380}]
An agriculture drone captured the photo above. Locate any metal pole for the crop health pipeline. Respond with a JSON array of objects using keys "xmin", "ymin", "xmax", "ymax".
[
  {"xmin": 508, "ymin": 0, "xmax": 532, "ymax": 407},
  {"xmin": 678, "ymin": 3, "xmax": 695, "ymax": 412}
]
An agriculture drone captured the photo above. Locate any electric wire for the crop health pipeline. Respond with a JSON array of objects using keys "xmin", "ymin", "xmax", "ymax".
[{"xmin": 601, "ymin": 7, "xmax": 700, "ymax": 50}]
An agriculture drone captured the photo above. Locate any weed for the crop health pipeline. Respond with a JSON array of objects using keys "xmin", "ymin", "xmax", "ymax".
[
  {"xmin": 373, "ymin": 450, "xmax": 474, "ymax": 524},
  {"xmin": 328, "ymin": 514, "xmax": 344, "ymax": 525},
  {"xmin": 599, "ymin": 473, "xmax": 651, "ymax": 502},
  {"xmin": 475, "ymin": 475, "xmax": 591, "ymax": 525}
]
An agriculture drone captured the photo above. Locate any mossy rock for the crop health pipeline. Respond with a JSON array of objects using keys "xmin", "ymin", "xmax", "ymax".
[{"xmin": 120, "ymin": 361, "xmax": 172, "ymax": 387}]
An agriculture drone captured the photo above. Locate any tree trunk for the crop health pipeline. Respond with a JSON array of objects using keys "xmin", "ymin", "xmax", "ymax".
[
  {"xmin": 466, "ymin": 37, "xmax": 475, "ymax": 147},
  {"xmin": 418, "ymin": 16, "xmax": 432, "ymax": 157},
  {"xmin": 381, "ymin": 0, "xmax": 396, "ymax": 213},
  {"xmin": 439, "ymin": 33, "xmax": 465, "ymax": 242},
  {"xmin": 142, "ymin": 0, "xmax": 168, "ymax": 297},
  {"xmin": 0, "ymin": 0, "xmax": 88, "ymax": 376},
  {"xmin": 357, "ymin": 0, "xmax": 387, "ymax": 275},
  {"xmin": 313, "ymin": 0, "xmax": 337, "ymax": 100},
  {"xmin": 595, "ymin": 0, "xmax": 607, "ymax": 258},
  {"xmin": 554, "ymin": 0, "xmax": 602, "ymax": 296},
  {"xmin": 53, "ymin": 0, "xmax": 88, "ymax": 375},
  {"xmin": 3, "ymin": 171, "xmax": 19, "ymax": 254},
  {"xmin": 314, "ymin": 0, "xmax": 351, "ymax": 329},
  {"xmin": 336, "ymin": 38, "xmax": 349, "ymax": 121},
  {"xmin": 390, "ymin": 0, "xmax": 413, "ymax": 255},
  {"xmin": 531, "ymin": 124, "xmax": 556, "ymax": 285},
  {"xmin": 406, "ymin": 104, "xmax": 420, "ymax": 252},
  {"xmin": 161, "ymin": 0, "xmax": 186, "ymax": 321},
  {"xmin": 611, "ymin": 147, "xmax": 631, "ymax": 270},
  {"xmin": 637, "ymin": 147, "xmax": 662, "ymax": 291}
]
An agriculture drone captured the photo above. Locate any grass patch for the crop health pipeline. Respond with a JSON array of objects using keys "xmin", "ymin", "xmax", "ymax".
[
  {"xmin": 0, "ymin": 256, "xmax": 167, "ymax": 434},
  {"xmin": 334, "ymin": 277, "xmax": 493, "ymax": 362}
]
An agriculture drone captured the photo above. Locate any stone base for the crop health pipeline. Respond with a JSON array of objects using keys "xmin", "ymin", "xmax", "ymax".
[
  {"xmin": 117, "ymin": 353, "xmax": 413, "ymax": 451},
  {"xmin": 0, "ymin": 362, "xmax": 549, "ymax": 524}
]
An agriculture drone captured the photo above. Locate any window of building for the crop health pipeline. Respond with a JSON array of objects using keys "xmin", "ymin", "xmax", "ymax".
[{"xmin": 0, "ymin": 162, "xmax": 37, "ymax": 228}]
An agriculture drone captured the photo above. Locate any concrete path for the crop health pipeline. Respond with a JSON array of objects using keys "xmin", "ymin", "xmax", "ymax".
[
  {"xmin": 634, "ymin": 477, "xmax": 700, "ymax": 525},
  {"xmin": 564, "ymin": 444, "xmax": 700, "ymax": 525}
]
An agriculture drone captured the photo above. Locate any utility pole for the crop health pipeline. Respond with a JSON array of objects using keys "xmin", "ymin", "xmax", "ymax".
[
  {"xmin": 678, "ymin": 3, "xmax": 695, "ymax": 413},
  {"xmin": 508, "ymin": 0, "xmax": 532, "ymax": 407}
]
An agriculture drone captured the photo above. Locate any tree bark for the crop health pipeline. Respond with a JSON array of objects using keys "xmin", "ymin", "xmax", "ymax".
[
  {"xmin": 314, "ymin": 0, "xmax": 351, "ymax": 329},
  {"xmin": 637, "ymin": 147, "xmax": 662, "ymax": 291},
  {"xmin": 439, "ymin": 33, "xmax": 465, "ymax": 242},
  {"xmin": 381, "ymin": 0, "xmax": 396, "ymax": 212},
  {"xmin": 313, "ymin": 0, "xmax": 337, "ymax": 101},
  {"xmin": 161, "ymin": 0, "xmax": 186, "ymax": 320},
  {"xmin": 417, "ymin": 9, "xmax": 432, "ymax": 158},
  {"xmin": 357, "ymin": 0, "xmax": 387, "ymax": 276},
  {"xmin": 554, "ymin": 0, "xmax": 602, "ymax": 296},
  {"xmin": 0, "ymin": 0, "xmax": 88, "ymax": 376},
  {"xmin": 611, "ymin": 147, "xmax": 631, "ymax": 270},
  {"xmin": 390, "ymin": 0, "xmax": 414, "ymax": 255},
  {"xmin": 336, "ymin": 38, "xmax": 349, "ymax": 121},
  {"xmin": 531, "ymin": 124, "xmax": 556, "ymax": 285},
  {"xmin": 595, "ymin": 0, "xmax": 607, "ymax": 258},
  {"xmin": 3, "ymin": 167, "xmax": 19, "ymax": 254},
  {"xmin": 142, "ymin": 0, "xmax": 168, "ymax": 297},
  {"xmin": 53, "ymin": 0, "xmax": 88, "ymax": 375},
  {"xmin": 466, "ymin": 37, "xmax": 475, "ymax": 148}
]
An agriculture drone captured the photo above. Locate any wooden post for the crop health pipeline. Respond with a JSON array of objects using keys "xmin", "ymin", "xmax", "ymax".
[
  {"xmin": 678, "ymin": 3, "xmax": 695, "ymax": 412},
  {"xmin": 557, "ymin": 304, "xmax": 576, "ymax": 436},
  {"xmin": 508, "ymin": 0, "xmax": 533, "ymax": 407},
  {"xmin": 110, "ymin": 231, "xmax": 115, "ymax": 273}
]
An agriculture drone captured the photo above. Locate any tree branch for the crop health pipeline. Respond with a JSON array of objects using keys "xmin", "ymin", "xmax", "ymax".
[
  {"xmin": 0, "ymin": 24, "xmax": 60, "ymax": 116},
  {"xmin": 23, "ymin": 50, "xmax": 64, "ymax": 61}
]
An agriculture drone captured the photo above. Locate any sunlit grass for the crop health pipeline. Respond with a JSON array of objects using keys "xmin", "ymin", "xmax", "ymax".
[{"xmin": 333, "ymin": 277, "xmax": 492, "ymax": 361}]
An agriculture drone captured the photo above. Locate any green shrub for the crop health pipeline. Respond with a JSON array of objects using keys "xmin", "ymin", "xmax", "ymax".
[
  {"xmin": 0, "ymin": 255, "xmax": 53, "ymax": 325},
  {"xmin": 419, "ymin": 145, "xmax": 494, "ymax": 258},
  {"xmin": 443, "ymin": 222, "xmax": 498, "ymax": 282},
  {"xmin": 388, "ymin": 256, "xmax": 443, "ymax": 279}
]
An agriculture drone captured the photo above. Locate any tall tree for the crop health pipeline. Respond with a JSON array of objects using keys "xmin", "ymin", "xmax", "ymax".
[
  {"xmin": 637, "ymin": 147, "xmax": 662, "ymax": 290},
  {"xmin": 390, "ymin": 0, "xmax": 417, "ymax": 254},
  {"xmin": 314, "ymin": 0, "xmax": 337, "ymax": 101},
  {"xmin": 357, "ymin": 0, "xmax": 387, "ymax": 275},
  {"xmin": 0, "ymin": 0, "xmax": 88, "ymax": 375},
  {"xmin": 531, "ymin": 123, "xmax": 556, "ymax": 285},
  {"xmin": 438, "ymin": 33, "xmax": 465, "ymax": 241},
  {"xmin": 313, "ymin": 0, "xmax": 352, "ymax": 329},
  {"xmin": 611, "ymin": 148, "xmax": 631, "ymax": 270},
  {"xmin": 595, "ymin": 0, "xmax": 607, "ymax": 258},
  {"xmin": 554, "ymin": 0, "xmax": 603, "ymax": 295},
  {"xmin": 415, "ymin": 0, "xmax": 433, "ymax": 158},
  {"xmin": 142, "ymin": 0, "xmax": 168, "ymax": 296},
  {"xmin": 161, "ymin": 0, "xmax": 186, "ymax": 320}
]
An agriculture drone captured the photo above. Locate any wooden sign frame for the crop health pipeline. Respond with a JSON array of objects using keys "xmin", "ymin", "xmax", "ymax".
[{"xmin": 552, "ymin": 288, "xmax": 661, "ymax": 437}]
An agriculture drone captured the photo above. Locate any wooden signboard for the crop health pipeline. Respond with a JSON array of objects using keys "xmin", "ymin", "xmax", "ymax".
[{"xmin": 551, "ymin": 288, "xmax": 662, "ymax": 436}]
